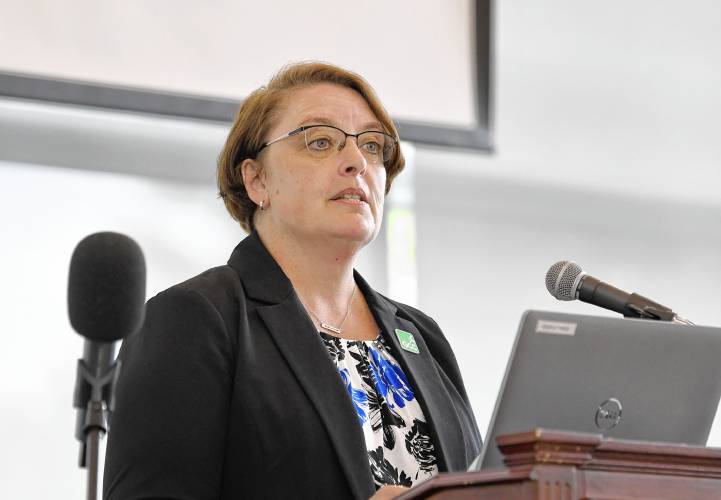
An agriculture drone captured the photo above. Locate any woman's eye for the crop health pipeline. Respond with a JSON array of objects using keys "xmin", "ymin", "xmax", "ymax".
[
  {"xmin": 362, "ymin": 141, "xmax": 381, "ymax": 155},
  {"xmin": 309, "ymin": 138, "xmax": 331, "ymax": 150}
]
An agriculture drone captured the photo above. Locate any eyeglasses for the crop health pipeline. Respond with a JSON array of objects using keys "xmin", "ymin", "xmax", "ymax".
[{"xmin": 255, "ymin": 124, "xmax": 397, "ymax": 165}]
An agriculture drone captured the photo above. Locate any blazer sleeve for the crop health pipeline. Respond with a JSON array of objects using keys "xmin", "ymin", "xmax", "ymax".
[{"xmin": 103, "ymin": 286, "xmax": 234, "ymax": 500}]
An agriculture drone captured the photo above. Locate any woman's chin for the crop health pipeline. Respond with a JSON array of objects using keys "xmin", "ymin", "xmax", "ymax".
[{"xmin": 327, "ymin": 220, "xmax": 378, "ymax": 246}]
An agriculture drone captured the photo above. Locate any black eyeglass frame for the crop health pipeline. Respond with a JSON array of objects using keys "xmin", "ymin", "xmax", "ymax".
[{"xmin": 253, "ymin": 124, "xmax": 398, "ymax": 164}]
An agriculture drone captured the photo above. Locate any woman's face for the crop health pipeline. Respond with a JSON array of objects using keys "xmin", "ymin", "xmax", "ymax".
[{"xmin": 253, "ymin": 83, "xmax": 388, "ymax": 247}]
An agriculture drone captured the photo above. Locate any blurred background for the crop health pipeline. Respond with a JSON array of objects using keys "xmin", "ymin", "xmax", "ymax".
[{"xmin": 2, "ymin": 0, "xmax": 720, "ymax": 497}]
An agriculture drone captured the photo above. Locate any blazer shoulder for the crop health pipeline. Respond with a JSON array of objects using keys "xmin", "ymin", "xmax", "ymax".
[
  {"xmin": 148, "ymin": 265, "xmax": 246, "ymax": 336},
  {"xmin": 382, "ymin": 295, "xmax": 446, "ymax": 341},
  {"xmin": 159, "ymin": 265, "xmax": 244, "ymax": 306}
]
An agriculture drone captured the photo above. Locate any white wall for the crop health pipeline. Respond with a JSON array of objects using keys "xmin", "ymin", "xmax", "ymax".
[
  {"xmin": 1, "ymin": 1, "xmax": 721, "ymax": 498},
  {"xmin": 412, "ymin": 0, "xmax": 721, "ymax": 445},
  {"xmin": 414, "ymin": 159, "xmax": 721, "ymax": 446}
]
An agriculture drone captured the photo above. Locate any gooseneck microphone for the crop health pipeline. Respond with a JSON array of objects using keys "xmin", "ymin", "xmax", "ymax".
[
  {"xmin": 68, "ymin": 232, "xmax": 146, "ymax": 500},
  {"xmin": 545, "ymin": 260, "xmax": 693, "ymax": 324}
]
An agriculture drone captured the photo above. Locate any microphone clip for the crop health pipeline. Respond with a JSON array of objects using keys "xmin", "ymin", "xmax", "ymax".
[
  {"xmin": 625, "ymin": 293, "xmax": 693, "ymax": 324},
  {"xmin": 73, "ymin": 342, "xmax": 122, "ymax": 468}
]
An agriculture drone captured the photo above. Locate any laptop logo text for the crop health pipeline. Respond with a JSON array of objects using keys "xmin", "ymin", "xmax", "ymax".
[
  {"xmin": 535, "ymin": 319, "xmax": 577, "ymax": 336},
  {"xmin": 595, "ymin": 398, "xmax": 623, "ymax": 430}
]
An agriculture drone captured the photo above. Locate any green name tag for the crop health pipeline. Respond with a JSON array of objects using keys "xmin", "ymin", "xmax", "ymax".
[{"xmin": 395, "ymin": 329, "xmax": 419, "ymax": 354}]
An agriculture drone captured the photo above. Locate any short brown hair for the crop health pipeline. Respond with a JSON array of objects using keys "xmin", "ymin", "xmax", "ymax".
[{"xmin": 217, "ymin": 61, "xmax": 405, "ymax": 232}]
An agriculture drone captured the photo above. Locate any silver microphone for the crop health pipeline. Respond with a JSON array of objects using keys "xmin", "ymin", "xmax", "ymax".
[{"xmin": 545, "ymin": 260, "xmax": 693, "ymax": 325}]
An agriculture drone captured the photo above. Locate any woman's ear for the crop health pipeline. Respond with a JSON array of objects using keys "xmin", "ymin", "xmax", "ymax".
[{"xmin": 241, "ymin": 158, "xmax": 266, "ymax": 206}]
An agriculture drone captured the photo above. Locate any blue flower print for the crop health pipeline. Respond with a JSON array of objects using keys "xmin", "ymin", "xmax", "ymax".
[
  {"xmin": 340, "ymin": 368, "xmax": 368, "ymax": 424},
  {"xmin": 368, "ymin": 347, "xmax": 414, "ymax": 408}
]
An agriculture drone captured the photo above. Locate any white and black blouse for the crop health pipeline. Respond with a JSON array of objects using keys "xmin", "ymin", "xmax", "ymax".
[{"xmin": 319, "ymin": 331, "xmax": 439, "ymax": 488}]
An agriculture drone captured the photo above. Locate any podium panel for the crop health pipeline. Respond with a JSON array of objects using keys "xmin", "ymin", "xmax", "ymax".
[{"xmin": 399, "ymin": 429, "xmax": 721, "ymax": 499}]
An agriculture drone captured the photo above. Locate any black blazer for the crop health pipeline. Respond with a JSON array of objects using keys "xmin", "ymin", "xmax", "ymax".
[{"xmin": 104, "ymin": 232, "xmax": 481, "ymax": 500}]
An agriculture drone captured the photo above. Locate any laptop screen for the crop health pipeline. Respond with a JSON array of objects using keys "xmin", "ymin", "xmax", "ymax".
[{"xmin": 475, "ymin": 310, "xmax": 721, "ymax": 470}]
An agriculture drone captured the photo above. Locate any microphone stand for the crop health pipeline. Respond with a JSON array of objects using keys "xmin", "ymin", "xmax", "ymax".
[
  {"xmin": 73, "ymin": 341, "xmax": 121, "ymax": 500},
  {"xmin": 84, "ymin": 401, "xmax": 105, "ymax": 500}
]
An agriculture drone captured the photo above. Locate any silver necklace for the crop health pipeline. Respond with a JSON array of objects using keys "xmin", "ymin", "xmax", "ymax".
[{"xmin": 304, "ymin": 286, "xmax": 356, "ymax": 335}]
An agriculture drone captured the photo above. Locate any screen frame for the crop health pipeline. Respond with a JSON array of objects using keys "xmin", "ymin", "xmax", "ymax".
[{"xmin": 0, "ymin": 0, "xmax": 492, "ymax": 152}]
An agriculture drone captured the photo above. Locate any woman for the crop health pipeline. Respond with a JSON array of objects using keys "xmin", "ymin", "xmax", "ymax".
[{"xmin": 103, "ymin": 62, "xmax": 481, "ymax": 500}]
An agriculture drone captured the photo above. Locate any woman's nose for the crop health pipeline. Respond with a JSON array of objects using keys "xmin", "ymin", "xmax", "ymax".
[{"xmin": 337, "ymin": 138, "xmax": 368, "ymax": 176}]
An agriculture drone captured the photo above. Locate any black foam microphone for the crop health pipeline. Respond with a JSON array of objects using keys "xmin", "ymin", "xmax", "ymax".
[
  {"xmin": 545, "ymin": 260, "xmax": 692, "ymax": 324},
  {"xmin": 68, "ymin": 232, "xmax": 146, "ymax": 499},
  {"xmin": 68, "ymin": 232, "xmax": 146, "ymax": 342}
]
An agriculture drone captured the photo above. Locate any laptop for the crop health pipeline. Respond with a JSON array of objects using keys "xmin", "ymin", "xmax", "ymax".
[{"xmin": 473, "ymin": 310, "xmax": 721, "ymax": 470}]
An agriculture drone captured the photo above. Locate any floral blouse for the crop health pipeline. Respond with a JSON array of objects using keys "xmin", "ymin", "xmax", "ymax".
[{"xmin": 319, "ymin": 331, "xmax": 438, "ymax": 488}]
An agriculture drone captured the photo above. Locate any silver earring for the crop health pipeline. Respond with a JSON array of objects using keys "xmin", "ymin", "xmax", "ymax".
[{"xmin": 259, "ymin": 200, "xmax": 265, "ymax": 210}]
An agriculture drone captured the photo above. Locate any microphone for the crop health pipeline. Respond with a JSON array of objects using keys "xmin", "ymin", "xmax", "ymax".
[
  {"xmin": 545, "ymin": 260, "xmax": 693, "ymax": 324},
  {"xmin": 68, "ymin": 232, "xmax": 146, "ymax": 498}
]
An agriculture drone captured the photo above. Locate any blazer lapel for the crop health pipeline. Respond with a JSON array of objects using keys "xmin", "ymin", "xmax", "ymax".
[
  {"xmin": 257, "ymin": 301, "xmax": 374, "ymax": 499},
  {"xmin": 229, "ymin": 233, "xmax": 374, "ymax": 500},
  {"xmin": 356, "ymin": 272, "xmax": 467, "ymax": 473}
]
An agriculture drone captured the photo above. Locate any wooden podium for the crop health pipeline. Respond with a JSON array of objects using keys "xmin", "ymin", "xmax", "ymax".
[{"xmin": 399, "ymin": 429, "xmax": 721, "ymax": 499}]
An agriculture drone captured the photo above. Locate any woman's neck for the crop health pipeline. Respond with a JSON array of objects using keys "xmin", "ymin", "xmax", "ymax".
[{"xmin": 255, "ymin": 225, "xmax": 360, "ymax": 311}]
